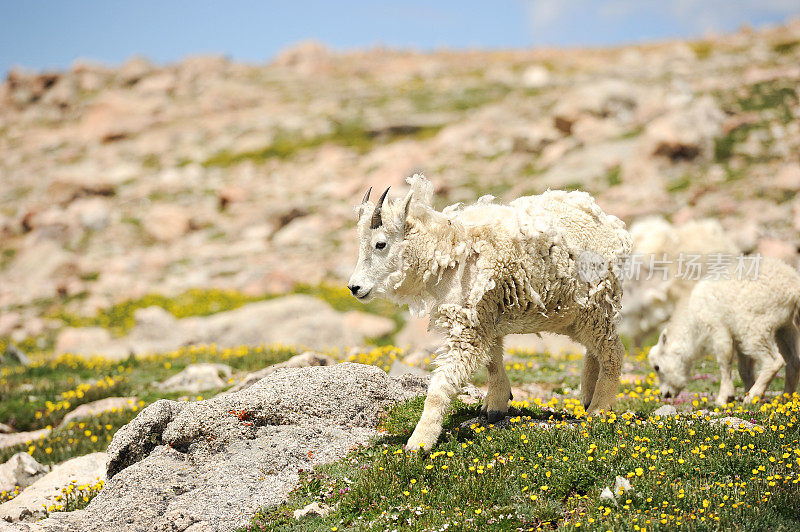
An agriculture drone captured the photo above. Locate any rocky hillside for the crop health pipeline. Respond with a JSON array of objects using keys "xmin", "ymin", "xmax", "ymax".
[{"xmin": 1, "ymin": 22, "xmax": 800, "ymax": 343}]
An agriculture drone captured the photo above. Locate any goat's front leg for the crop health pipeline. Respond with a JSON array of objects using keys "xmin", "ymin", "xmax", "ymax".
[
  {"xmin": 712, "ymin": 331, "xmax": 735, "ymax": 406},
  {"xmin": 481, "ymin": 337, "xmax": 511, "ymax": 423},
  {"xmin": 580, "ymin": 351, "xmax": 600, "ymax": 410},
  {"xmin": 407, "ymin": 307, "xmax": 490, "ymax": 451}
]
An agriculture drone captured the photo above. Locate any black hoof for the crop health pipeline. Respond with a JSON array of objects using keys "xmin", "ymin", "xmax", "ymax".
[{"xmin": 486, "ymin": 410, "xmax": 507, "ymax": 423}]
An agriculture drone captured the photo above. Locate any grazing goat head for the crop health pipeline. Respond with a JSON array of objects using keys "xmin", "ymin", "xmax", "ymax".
[{"xmin": 648, "ymin": 329, "xmax": 691, "ymax": 398}]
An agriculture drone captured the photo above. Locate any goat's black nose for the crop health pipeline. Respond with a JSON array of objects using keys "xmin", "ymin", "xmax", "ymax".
[{"xmin": 348, "ymin": 285, "xmax": 361, "ymax": 295}]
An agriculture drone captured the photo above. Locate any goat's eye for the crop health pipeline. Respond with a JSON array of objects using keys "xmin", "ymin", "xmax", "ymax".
[
  {"xmin": 654, "ymin": 365, "xmax": 660, "ymax": 373},
  {"xmin": 375, "ymin": 242, "xmax": 386, "ymax": 250}
]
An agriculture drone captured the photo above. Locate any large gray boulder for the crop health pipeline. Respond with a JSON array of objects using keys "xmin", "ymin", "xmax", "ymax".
[
  {"xmin": 38, "ymin": 363, "xmax": 425, "ymax": 531},
  {"xmin": 228, "ymin": 351, "xmax": 335, "ymax": 393}
]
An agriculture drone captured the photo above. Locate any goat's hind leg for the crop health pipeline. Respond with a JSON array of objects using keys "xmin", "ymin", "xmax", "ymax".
[
  {"xmin": 481, "ymin": 337, "xmax": 511, "ymax": 423},
  {"xmin": 742, "ymin": 336, "xmax": 785, "ymax": 403},
  {"xmin": 586, "ymin": 335, "xmax": 623, "ymax": 414},
  {"xmin": 776, "ymin": 325, "xmax": 800, "ymax": 395},
  {"xmin": 736, "ymin": 351, "xmax": 755, "ymax": 393}
]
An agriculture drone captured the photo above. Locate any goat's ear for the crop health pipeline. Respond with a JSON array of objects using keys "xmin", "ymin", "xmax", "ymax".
[
  {"xmin": 356, "ymin": 186, "xmax": 372, "ymax": 221},
  {"xmin": 658, "ymin": 330, "xmax": 667, "ymax": 345}
]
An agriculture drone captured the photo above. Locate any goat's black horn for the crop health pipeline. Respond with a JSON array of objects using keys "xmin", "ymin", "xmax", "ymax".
[
  {"xmin": 370, "ymin": 187, "xmax": 390, "ymax": 229},
  {"xmin": 361, "ymin": 186, "xmax": 372, "ymax": 204}
]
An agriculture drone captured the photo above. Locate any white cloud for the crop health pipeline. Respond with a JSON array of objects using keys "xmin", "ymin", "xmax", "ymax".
[{"xmin": 521, "ymin": 0, "xmax": 800, "ymax": 44}]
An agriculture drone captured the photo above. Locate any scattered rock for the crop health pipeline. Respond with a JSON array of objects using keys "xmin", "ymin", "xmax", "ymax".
[
  {"xmin": 342, "ymin": 311, "xmax": 395, "ymax": 340},
  {"xmin": 143, "ymin": 204, "xmax": 192, "ymax": 242},
  {"xmin": 0, "ymin": 453, "xmax": 106, "ymax": 523},
  {"xmin": 457, "ymin": 383, "xmax": 485, "ymax": 405},
  {"xmin": 0, "ymin": 424, "xmax": 13, "ymax": 434},
  {"xmin": 41, "ymin": 364, "xmax": 424, "ymax": 531},
  {"xmin": 61, "ymin": 397, "xmax": 138, "ymax": 426},
  {"xmin": 157, "ymin": 363, "xmax": 233, "ymax": 394},
  {"xmin": 166, "ymin": 295, "xmax": 389, "ymax": 350},
  {"xmin": 127, "ymin": 306, "xmax": 179, "ymax": 343},
  {"xmin": 520, "ymin": 65, "xmax": 552, "ymax": 88},
  {"xmin": 0, "ymin": 314, "xmax": 22, "ymax": 338},
  {"xmin": 388, "ymin": 359, "xmax": 430, "ymax": 378},
  {"xmin": 0, "ymin": 429, "xmax": 51, "ymax": 451},
  {"xmin": 614, "ymin": 475, "xmax": 632, "ymax": 495},
  {"xmin": 1, "ymin": 344, "xmax": 30, "ymax": 367},
  {"xmin": 272, "ymin": 40, "xmax": 332, "ymax": 75},
  {"xmin": 642, "ymin": 96, "xmax": 723, "ymax": 161},
  {"xmin": 599, "ymin": 486, "xmax": 616, "ymax": 502},
  {"xmin": 67, "ymin": 197, "xmax": 110, "ymax": 232},
  {"xmin": 60, "ymin": 296, "xmax": 396, "ymax": 358},
  {"xmin": 0, "ymin": 454, "xmax": 50, "ymax": 493},
  {"xmin": 54, "ymin": 327, "xmax": 128, "ymax": 360},
  {"xmin": 757, "ymin": 238, "xmax": 798, "ymax": 263},
  {"xmin": 710, "ymin": 417, "xmax": 762, "ymax": 431},
  {"xmin": 775, "ymin": 164, "xmax": 800, "ymax": 192},
  {"xmin": 395, "ymin": 317, "xmax": 444, "ymax": 353},
  {"xmin": 653, "ymin": 405, "xmax": 678, "ymax": 417},
  {"xmin": 510, "ymin": 383, "xmax": 554, "ymax": 402},
  {"xmin": 293, "ymin": 501, "xmax": 331, "ymax": 520}
]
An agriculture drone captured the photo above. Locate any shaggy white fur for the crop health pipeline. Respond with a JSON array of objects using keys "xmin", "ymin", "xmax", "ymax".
[
  {"xmin": 648, "ymin": 256, "xmax": 800, "ymax": 406},
  {"xmin": 348, "ymin": 174, "xmax": 632, "ymax": 451},
  {"xmin": 621, "ymin": 216, "xmax": 739, "ymax": 346}
]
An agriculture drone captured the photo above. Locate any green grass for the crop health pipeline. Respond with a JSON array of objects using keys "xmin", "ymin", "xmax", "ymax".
[
  {"xmin": 605, "ymin": 166, "xmax": 622, "ymax": 187},
  {"xmin": 240, "ymin": 346, "xmax": 800, "ymax": 532},
  {"xmin": 711, "ymin": 79, "xmax": 799, "ymax": 166},
  {"xmin": 50, "ymin": 288, "xmax": 269, "ymax": 337},
  {"xmin": 4, "ymin": 284, "xmax": 403, "ymax": 376},
  {"xmin": 402, "ymin": 83, "xmax": 511, "ymax": 114},
  {"xmin": 0, "ymin": 375, "xmax": 127, "ymax": 432},
  {"xmin": 44, "ymin": 477, "xmax": 105, "ymax": 515},
  {"xmin": 242, "ymin": 393, "xmax": 800, "ymax": 531},
  {"xmin": 3, "ymin": 334, "xmax": 800, "ymax": 531},
  {"xmin": 0, "ymin": 408, "xmax": 140, "ymax": 465},
  {"xmin": 201, "ymin": 119, "xmax": 444, "ymax": 168},
  {"xmin": 689, "ymin": 41, "xmax": 713, "ymax": 60},
  {"xmin": 666, "ymin": 175, "xmax": 693, "ymax": 193},
  {"xmin": 772, "ymin": 40, "xmax": 800, "ymax": 55},
  {"xmin": 736, "ymin": 80, "xmax": 798, "ymax": 123},
  {"xmin": 0, "ymin": 247, "xmax": 17, "ymax": 271},
  {"xmin": 0, "ymin": 344, "xmax": 299, "ymax": 433}
]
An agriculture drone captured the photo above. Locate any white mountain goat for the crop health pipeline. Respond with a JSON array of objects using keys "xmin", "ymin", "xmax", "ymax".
[
  {"xmin": 621, "ymin": 216, "xmax": 739, "ymax": 346},
  {"xmin": 348, "ymin": 174, "xmax": 632, "ymax": 451},
  {"xmin": 648, "ymin": 256, "xmax": 800, "ymax": 406}
]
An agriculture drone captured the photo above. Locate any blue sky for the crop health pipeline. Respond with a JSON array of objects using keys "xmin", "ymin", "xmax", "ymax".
[{"xmin": 2, "ymin": 1, "xmax": 799, "ymax": 75}]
